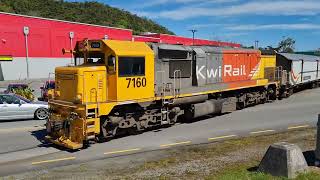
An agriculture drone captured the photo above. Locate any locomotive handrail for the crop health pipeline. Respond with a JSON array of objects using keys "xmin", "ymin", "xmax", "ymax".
[{"xmin": 173, "ymin": 69, "xmax": 182, "ymax": 98}]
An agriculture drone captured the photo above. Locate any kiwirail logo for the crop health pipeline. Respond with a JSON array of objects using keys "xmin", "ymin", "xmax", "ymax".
[{"xmin": 196, "ymin": 65, "xmax": 246, "ymax": 79}]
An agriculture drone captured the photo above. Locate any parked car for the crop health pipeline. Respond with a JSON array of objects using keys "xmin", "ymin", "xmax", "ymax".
[
  {"xmin": 5, "ymin": 83, "xmax": 28, "ymax": 93},
  {"xmin": 5, "ymin": 83, "xmax": 35, "ymax": 101},
  {"xmin": 0, "ymin": 93, "xmax": 48, "ymax": 121},
  {"xmin": 39, "ymin": 80, "xmax": 55, "ymax": 102}
]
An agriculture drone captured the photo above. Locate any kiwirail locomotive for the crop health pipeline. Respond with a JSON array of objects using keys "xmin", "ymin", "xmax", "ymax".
[{"xmin": 45, "ymin": 39, "xmax": 320, "ymax": 149}]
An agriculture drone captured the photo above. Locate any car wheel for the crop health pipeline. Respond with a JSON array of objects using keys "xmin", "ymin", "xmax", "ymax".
[{"xmin": 35, "ymin": 108, "xmax": 49, "ymax": 120}]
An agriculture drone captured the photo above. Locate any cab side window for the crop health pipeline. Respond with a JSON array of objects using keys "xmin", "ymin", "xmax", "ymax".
[
  {"xmin": 118, "ymin": 57, "xmax": 145, "ymax": 77},
  {"xmin": 107, "ymin": 55, "xmax": 116, "ymax": 74}
]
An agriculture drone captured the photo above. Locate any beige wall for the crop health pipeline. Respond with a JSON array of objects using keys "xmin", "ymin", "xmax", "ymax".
[{"xmin": 0, "ymin": 57, "xmax": 71, "ymax": 80}]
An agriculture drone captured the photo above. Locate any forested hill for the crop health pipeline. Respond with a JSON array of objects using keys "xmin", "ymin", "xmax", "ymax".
[{"xmin": 0, "ymin": 0, "xmax": 174, "ymax": 35}]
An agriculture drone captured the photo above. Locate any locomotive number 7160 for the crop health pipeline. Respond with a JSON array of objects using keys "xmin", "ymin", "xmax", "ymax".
[{"xmin": 126, "ymin": 77, "xmax": 147, "ymax": 88}]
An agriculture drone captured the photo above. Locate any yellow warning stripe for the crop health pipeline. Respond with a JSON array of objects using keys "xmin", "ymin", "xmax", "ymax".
[
  {"xmin": 0, "ymin": 56, "xmax": 13, "ymax": 61},
  {"xmin": 288, "ymin": 125, "xmax": 309, "ymax": 130},
  {"xmin": 32, "ymin": 156, "xmax": 76, "ymax": 165},
  {"xmin": 250, "ymin": 129, "xmax": 275, "ymax": 134},
  {"xmin": 104, "ymin": 148, "xmax": 141, "ymax": 155},
  {"xmin": 160, "ymin": 141, "xmax": 192, "ymax": 147},
  {"xmin": 208, "ymin": 135, "xmax": 237, "ymax": 141}
]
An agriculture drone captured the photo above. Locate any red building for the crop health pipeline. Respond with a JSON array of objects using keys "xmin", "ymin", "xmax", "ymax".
[{"xmin": 0, "ymin": 12, "xmax": 241, "ymax": 80}]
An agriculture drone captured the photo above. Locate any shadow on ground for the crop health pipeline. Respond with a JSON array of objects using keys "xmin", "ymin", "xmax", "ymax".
[
  {"xmin": 0, "ymin": 118, "xmax": 37, "ymax": 123},
  {"xmin": 30, "ymin": 129, "xmax": 80, "ymax": 152},
  {"xmin": 303, "ymin": 150, "xmax": 316, "ymax": 166}
]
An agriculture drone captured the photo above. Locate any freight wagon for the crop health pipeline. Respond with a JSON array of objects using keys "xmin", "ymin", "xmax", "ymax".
[{"xmin": 277, "ymin": 53, "xmax": 320, "ymax": 97}]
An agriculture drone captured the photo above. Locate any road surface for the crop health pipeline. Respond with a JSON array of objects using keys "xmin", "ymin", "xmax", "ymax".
[{"xmin": 0, "ymin": 88, "xmax": 319, "ymax": 176}]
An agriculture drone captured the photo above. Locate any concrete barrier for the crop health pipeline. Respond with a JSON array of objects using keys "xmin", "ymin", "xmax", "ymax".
[
  {"xmin": 258, "ymin": 142, "xmax": 308, "ymax": 178},
  {"xmin": 315, "ymin": 114, "xmax": 320, "ymax": 164}
]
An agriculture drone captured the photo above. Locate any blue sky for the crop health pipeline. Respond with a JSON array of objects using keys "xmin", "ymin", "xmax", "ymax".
[{"xmin": 70, "ymin": 0, "xmax": 320, "ymax": 51}]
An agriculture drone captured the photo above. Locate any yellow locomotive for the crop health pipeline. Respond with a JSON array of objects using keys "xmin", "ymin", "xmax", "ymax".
[{"xmin": 46, "ymin": 39, "xmax": 279, "ymax": 149}]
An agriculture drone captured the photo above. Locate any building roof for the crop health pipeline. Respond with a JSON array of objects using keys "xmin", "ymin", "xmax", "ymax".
[
  {"xmin": 0, "ymin": 11, "xmax": 132, "ymax": 31},
  {"xmin": 278, "ymin": 53, "xmax": 320, "ymax": 61}
]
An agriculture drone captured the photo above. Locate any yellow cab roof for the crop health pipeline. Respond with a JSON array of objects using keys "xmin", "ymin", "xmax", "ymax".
[{"xmin": 103, "ymin": 40, "xmax": 154, "ymax": 56}]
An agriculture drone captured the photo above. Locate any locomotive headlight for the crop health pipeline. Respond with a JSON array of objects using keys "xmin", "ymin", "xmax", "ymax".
[
  {"xmin": 74, "ymin": 94, "xmax": 82, "ymax": 104},
  {"xmin": 55, "ymin": 90, "xmax": 60, "ymax": 97}
]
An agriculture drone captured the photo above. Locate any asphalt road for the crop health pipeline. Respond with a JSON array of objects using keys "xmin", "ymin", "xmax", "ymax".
[{"xmin": 0, "ymin": 87, "xmax": 320, "ymax": 176}]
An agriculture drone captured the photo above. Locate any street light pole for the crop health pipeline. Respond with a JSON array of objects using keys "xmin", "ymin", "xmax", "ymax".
[{"xmin": 189, "ymin": 29, "xmax": 197, "ymax": 45}]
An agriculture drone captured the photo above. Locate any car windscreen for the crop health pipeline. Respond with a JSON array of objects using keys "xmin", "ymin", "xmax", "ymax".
[{"xmin": 13, "ymin": 94, "xmax": 31, "ymax": 103}]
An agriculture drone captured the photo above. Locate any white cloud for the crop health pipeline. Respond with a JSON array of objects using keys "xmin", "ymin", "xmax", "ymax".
[
  {"xmin": 226, "ymin": 23, "xmax": 320, "ymax": 31},
  {"xmin": 143, "ymin": 0, "xmax": 320, "ymax": 20},
  {"xmin": 137, "ymin": 0, "xmax": 238, "ymax": 9},
  {"xmin": 222, "ymin": 32, "xmax": 248, "ymax": 37},
  {"xmin": 189, "ymin": 23, "xmax": 224, "ymax": 29},
  {"xmin": 189, "ymin": 22, "xmax": 320, "ymax": 31}
]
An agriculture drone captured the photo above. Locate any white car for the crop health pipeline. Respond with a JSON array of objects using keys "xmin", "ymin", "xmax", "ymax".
[{"xmin": 0, "ymin": 94, "xmax": 48, "ymax": 121}]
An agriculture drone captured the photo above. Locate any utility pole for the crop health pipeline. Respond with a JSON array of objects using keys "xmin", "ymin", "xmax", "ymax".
[
  {"xmin": 254, "ymin": 40, "xmax": 259, "ymax": 49},
  {"xmin": 189, "ymin": 29, "xmax": 197, "ymax": 45}
]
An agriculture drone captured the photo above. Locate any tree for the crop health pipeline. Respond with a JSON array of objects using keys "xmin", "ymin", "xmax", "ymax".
[
  {"xmin": 277, "ymin": 37, "xmax": 295, "ymax": 53},
  {"xmin": 255, "ymin": 37, "xmax": 296, "ymax": 54},
  {"xmin": 0, "ymin": 0, "xmax": 174, "ymax": 35}
]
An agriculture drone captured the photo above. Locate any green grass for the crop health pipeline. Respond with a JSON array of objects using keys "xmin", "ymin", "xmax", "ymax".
[
  {"xmin": 205, "ymin": 163, "xmax": 320, "ymax": 180},
  {"xmin": 207, "ymin": 169, "xmax": 320, "ymax": 180}
]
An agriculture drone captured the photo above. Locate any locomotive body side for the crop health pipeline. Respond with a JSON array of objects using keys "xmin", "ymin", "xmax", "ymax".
[{"xmin": 152, "ymin": 44, "xmax": 276, "ymax": 99}]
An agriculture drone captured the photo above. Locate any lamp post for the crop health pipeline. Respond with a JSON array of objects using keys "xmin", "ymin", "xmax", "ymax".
[{"xmin": 189, "ymin": 29, "xmax": 197, "ymax": 45}]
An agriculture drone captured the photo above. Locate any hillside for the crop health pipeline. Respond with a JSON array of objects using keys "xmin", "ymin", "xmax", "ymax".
[{"xmin": 0, "ymin": 0, "xmax": 174, "ymax": 35}]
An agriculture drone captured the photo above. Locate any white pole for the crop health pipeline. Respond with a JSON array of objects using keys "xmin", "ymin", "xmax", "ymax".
[
  {"xmin": 69, "ymin": 32, "xmax": 74, "ymax": 65},
  {"xmin": 24, "ymin": 26, "xmax": 30, "ymax": 79}
]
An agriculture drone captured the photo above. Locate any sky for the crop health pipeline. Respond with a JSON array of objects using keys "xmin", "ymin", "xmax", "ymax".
[{"xmin": 69, "ymin": 0, "xmax": 320, "ymax": 51}]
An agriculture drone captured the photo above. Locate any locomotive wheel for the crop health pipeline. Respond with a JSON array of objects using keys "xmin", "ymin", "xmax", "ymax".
[
  {"xmin": 96, "ymin": 134, "xmax": 106, "ymax": 143},
  {"xmin": 127, "ymin": 126, "xmax": 139, "ymax": 135},
  {"xmin": 236, "ymin": 101, "xmax": 246, "ymax": 110},
  {"xmin": 288, "ymin": 89, "xmax": 294, "ymax": 96}
]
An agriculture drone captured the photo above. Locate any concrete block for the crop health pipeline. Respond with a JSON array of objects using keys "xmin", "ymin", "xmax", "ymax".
[
  {"xmin": 258, "ymin": 142, "xmax": 308, "ymax": 178},
  {"xmin": 315, "ymin": 114, "xmax": 320, "ymax": 162}
]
